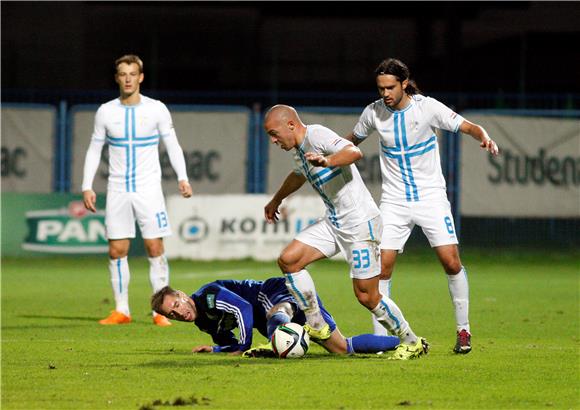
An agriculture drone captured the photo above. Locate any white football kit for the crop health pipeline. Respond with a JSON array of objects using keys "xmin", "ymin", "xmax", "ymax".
[
  {"xmin": 353, "ymin": 95, "xmax": 464, "ymax": 250},
  {"xmin": 293, "ymin": 124, "xmax": 381, "ymax": 279},
  {"xmin": 82, "ymin": 95, "xmax": 188, "ymax": 239}
]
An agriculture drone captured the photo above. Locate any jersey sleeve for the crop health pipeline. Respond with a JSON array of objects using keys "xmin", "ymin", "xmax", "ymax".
[
  {"xmin": 311, "ymin": 127, "xmax": 354, "ymax": 156},
  {"xmin": 81, "ymin": 106, "xmax": 106, "ymax": 191},
  {"xmin": 157, "ymin": 102, "xmax": 176, "ymax": 139},
  {"xmin": 427, "ymin": 97, "xmax": 465, "ymax": 133},
  {"xmin": 352, "ymin": 104, "xmax": 376, "ymax": 140},
  {"xmin": 213, "ymin": 287, "xmax": 255, "ymax": 352},
  {"xmin": 158, "ymin": 102, "xmax": 189, "ymax": 182},
  {"xmin": 91, "ymin": 105, "xmax": 107, "ymax": 141},
  {"xmin": 210, "ymin": 332, "xmax": 240, "ymax": 353}
]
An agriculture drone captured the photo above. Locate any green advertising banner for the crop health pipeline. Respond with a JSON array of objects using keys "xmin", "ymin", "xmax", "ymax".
[{"xmin": 1, "ymin": 193, "xmax": 144, "ymax": 257}]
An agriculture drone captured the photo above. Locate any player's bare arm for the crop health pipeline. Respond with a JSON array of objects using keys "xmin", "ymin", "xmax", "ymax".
[
  {"xmin": 459, "ymin": 120, "xmax": 499, "ymax": 156},
  {"xmin": 304, "ymin": 145, "xmax": 363, "ymax": 168},
  {"xmin": 265, "ymin": 172, "xmax": 307, "ymax": 223},
  {"xmin": 82, "ymin": 189, "xmax": 97, "ymax": 213},
  {"xmin": 178, "ymin": 180, "xmax": 193, "ymax": 198},
  {"xmin": 343, "ymin": 132, "xmax": 363, "ymax": 146}
]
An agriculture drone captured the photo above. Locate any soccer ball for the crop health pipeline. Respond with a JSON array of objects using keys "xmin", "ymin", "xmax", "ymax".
[{"xmin": 271, "ymin": 322, "xmax": 310, "ymax": 358}]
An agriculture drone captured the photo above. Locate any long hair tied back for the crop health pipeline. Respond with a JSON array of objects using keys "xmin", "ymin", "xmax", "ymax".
[{"xmin": 374, "ymin": 58, "xmax": 421, "ymax": 95}]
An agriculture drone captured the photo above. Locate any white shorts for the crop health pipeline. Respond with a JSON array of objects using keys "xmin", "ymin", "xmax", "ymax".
[
  {"xmin": 105, "ymin": 188, "xmax": 171, "ymax": 240},
  {"xmin": 380, "ymin": 200, "xmax": 458, "ymax": 251},
  {"xmin": 295, "ymin": 215, "xmax": 382, "ymax": 280}
]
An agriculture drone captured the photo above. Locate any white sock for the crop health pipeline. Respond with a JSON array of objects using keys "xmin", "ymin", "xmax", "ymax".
[
  {"xmin": 447, "ymin": 266, "xmax": 470, "ymax": 333},
  {"xmin": 149, "ymin": 255, "xmax": 169, "ymax": 293},
  {"xmin": 285, "ymin": 269, "xmax": 325, "ymax": 329},
  {"xmin": 372, "ymin": 279, "xmax": 391, "ymax": 335},
  {"xmin": 371, "ymin": 296, "xmax": 417, "ymax": 344},
  {"xmin": 109, "ymin": 257, "xmax": 130, "ymax": 316}
]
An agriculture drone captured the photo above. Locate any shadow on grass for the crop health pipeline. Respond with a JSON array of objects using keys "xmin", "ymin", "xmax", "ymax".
[
  {"xmin": 138, "ymin": 352, "xmax": 388, "ymax": 368},
  {"xmin": 18, "ymin": 314, "xmax": 102, "ymax": 321},
  {"xmin": 16, "ymin": 314, "xmax": 168, "ymax": 325},
  {"xmin": 2, "ymin": 324, "xmax": 88, "ymax": 330}
]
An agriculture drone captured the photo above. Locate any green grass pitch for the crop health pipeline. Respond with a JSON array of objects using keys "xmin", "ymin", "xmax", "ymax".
[{"xmin": 2, "ymin": 248, "xmax": 578, "ymax": 409}]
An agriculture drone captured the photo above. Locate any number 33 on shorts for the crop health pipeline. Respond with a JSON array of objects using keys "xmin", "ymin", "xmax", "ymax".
[{"xmin": 352, "ymin": 248, "xmax": 371, "ymax": 269}]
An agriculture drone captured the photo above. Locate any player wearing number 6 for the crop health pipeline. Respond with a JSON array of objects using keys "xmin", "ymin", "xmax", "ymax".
[
  {"xmin": 345, "ymin": 58, "xmax": 500, "ymax": 353},
  {"xmin": 264, "ymin": 105, "xmax": 428, "ymax": 360},
  {"xmin": 81, "ymin": 54, "xmax": 192, "ymax": 326}
]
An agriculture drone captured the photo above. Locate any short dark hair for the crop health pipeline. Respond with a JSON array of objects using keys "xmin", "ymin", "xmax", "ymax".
[
  {"xmin": 374, "ymin": 58, "xmax": 421, "ymax": 95},
  {"xmin": 115, "ymin": 54, "xmax": 144, "ymax": 74},
  {"xmin": 151, "ymin": 286, "xmax": 177, "ymax": 314}
]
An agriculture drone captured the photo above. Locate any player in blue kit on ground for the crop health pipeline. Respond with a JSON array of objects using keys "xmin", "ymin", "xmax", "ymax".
[
  {"xmin": 82, "ymin": 54, "xmax": 192, "ymax": 326},
  {"xmin": 151, "ymin": 277, "xmax": 403, "ymax": 358},
  {"xmin": 344, "ymin": 58, "xmax": 500, "ymax": 353}
]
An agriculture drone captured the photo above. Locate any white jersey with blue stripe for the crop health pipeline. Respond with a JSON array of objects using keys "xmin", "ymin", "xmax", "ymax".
[
  {"xmin": 353, "ymin": 95, "xmax": 464, "ymax": 203},
  {"xmin": 293, "ymin": 124, "xmax": 379, "ymax": 230},
  {"xmin": 90, "ymin": 95, "xmax": 175, "ymax": 192}
]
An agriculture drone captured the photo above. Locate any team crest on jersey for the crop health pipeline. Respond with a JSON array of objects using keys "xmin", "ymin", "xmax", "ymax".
[{"xmin": 206, "ymin": 294, "xmax": 216, "ymax": 309}]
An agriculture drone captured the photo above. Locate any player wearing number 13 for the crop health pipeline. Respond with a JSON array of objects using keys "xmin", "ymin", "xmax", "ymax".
[
  {"xmin": 264, "ymin": 105, "xmax": 428, "ymax": 359},
  {"xmin": 81, "ymin": 54, "xmax": 192, "ymax": 326}
]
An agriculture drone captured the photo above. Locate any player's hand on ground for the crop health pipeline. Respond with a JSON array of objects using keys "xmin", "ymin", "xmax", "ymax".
[
  {"xmin": 179, "ymin": 180, "xmax": 193, "ymax": 198},
  {"xmin": 82, "ymin": 190, "xmax": 97, "ymax": 213},
  {"xmin": 191, "ymin": 345, "xmax": 213, "ymax": 353},
  {"xmin": 228, "ymin": 350, "xmax": 243, "ymax": 356},
  {"xmin": 304, "ymin": 152, "xmax": 330, "ymax": 167},
  {"xmin": 481, "ymin": 138, "xmax": 499, "ymax": 156}
]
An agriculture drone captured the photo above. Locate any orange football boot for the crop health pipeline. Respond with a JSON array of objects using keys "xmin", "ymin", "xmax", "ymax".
[
  {"xmin": 99, "ymin": 310, "xmax": 132, "ymax": 325},
  {"xmin": 153, "ymin": 314, "xmax": 172, "ymax": 327}
]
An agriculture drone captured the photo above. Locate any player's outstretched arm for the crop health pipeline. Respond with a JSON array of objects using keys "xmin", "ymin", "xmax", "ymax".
[
  {"xmin": 265, "ymin": 173, "xmax": 307, "ymax": 223},
  {"xmin": 304, "ymin": 145, "xmax": 363, "ymax": 168},
  {"xmin": 459, "ymin": 120, "xmax": 500, "ymax": 156}
]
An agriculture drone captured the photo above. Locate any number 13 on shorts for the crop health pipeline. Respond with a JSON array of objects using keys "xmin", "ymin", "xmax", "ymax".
[{"xmin": 156, "ymin": 211, "xmax": 168, "ymax": 228}]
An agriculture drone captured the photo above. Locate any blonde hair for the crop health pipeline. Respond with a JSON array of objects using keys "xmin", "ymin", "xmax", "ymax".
[{"xmin": 115, "ymin": 54, "xmax": 144, "ymax": 73}]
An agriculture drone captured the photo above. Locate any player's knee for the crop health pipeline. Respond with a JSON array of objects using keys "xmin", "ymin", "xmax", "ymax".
[
  {"xmin": 354, "ymin": 289, "xmax": 379, "ymax": 309},
  {"xmin": 379, "ymin": 265, "xmax": 393, "ymax": 279},
  {"xmin": 443, "ymin": 259, "xmax": 462, "ymax": 275},
  {"xmin": 356, "ymin": 294, "xmax": 372, "ymax": 309},
  {"xmin": 108, "ymin": 241, "xmax": 129, "ymax": 259},
  {"xmin": 267, "ymin": 302, "xmax": 293, "ymax": 319},
  {"xmin": 108, "ymin": 248, "xmax": 128, "ymax": 259},
  {"xmin": 144, "ymin": 240, "xmax": 164, "ymax": 257},
  {"xmin": 277, "ymin": 251, "xmax": 300, "ymax": 273}
]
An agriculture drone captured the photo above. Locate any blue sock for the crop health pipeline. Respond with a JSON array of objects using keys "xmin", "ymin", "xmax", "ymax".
[
  {"xmin": 267, "ymin": 311, "xmax": 292, "ymax": 339},
  {"xmin": 347, "ymin": 334, "xmax": 400, "ymax": 353}
]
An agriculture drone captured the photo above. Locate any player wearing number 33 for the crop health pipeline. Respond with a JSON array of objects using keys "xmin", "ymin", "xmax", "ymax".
[
  {"xmin": 264, "ymin": 105, "xmax": 428, "ymax": 360},
  {"xmin": 345, "ymin": 58, "xmax": 500, "ymax": 353},
  {"xmin": 81, "ymin": 54, "xmax": 193, "ymax": 327}
]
